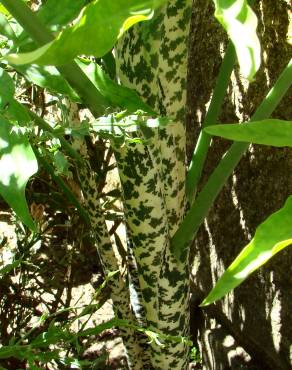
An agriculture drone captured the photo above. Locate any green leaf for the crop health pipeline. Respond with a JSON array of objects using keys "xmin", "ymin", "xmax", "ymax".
[
  {"xmin": 9, "ymin": 1, "xmax": 87, "ymax": 55},
  {"xmin": 5, "ymin": 0, "xmax": 167, "ymax": 66},
  {"xmin": 27, "ymin": 363, "xmax": 42, "ymax": 370},
  {"xmin": 59, "ymin": 357, "xmax": 92, "ymax": 369},
  {"xmin": 0, "ymin": 4, "xmax": 10, "ymax": 17},
  {"xmin": 77, "ymin": 59, "xmax": 155, "ymax": 113},
  {"xmin": 78, "ymin": 318, "xmax": 117, "ymax": 337},
  {"xmin": 201, "ymin": 196, "xmax": 292, "ymax": 306},
  {"xmin": 31, "ymin": 326, "xmax": 72, "ymax": 347},
  {"xmin": 0, "ymin": 117, "xmax": 37, "ymax": 230},
  {"xmin": 0, "ymin": 259, "xmax": 22, "ymax": 276},
  {"xmin": 0, "ymin": 343, "xmax": 59, "ymax": 362},
  {"xmin": 37, "ymin": 0, "xmax": 87, "ymax": 30},
  {"xmin": 52, "ymin": 150, "xmax": 70, "ymax": 175},
  {"xmin": 0, "ymin": 345, "xmax": 24, "ymax": 359},
  {"xmin": 0, "ymin": 18, "xmax": 80, "ymax": 101},
  {"xmin": 0, "ymin": 12, "xmax": 16, "ymax": 40},
  {"xmin": 204, "ymin": 119, "xmax": 292, "ymax": 147},
  {"xmin": 0, "ymin": 68, "xmax": 14, "ymax": 102},
  {"xmin": 0, "ymin": 68, "xmax": 30, "ymax": 122},
  {"xmin": 213, "ymin": 0, "xmax": 261, "ymax": 80},
  {"xmin": 14, "ymin": 64, "xmax": 80, "ymax": 102}
]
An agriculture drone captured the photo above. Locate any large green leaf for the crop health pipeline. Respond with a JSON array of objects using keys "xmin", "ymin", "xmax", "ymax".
[
  {"xmin": 201, "ymin": 196, "xmax": 292, "ymax": 306},
  {"xmin": 5, "ymin": 0, "xmax": 167, "ymax": 66},
  {"xmin": 8, "ymin": 0, "xmax": 87, "ymax": 58},
  {"xmin": 0, "ymin": 15, "xmax": 81, "ymax": 102},
  {"xmin": 204, "ymin": 119, "xmax": 292, "ymax": 147},
  {"xmin": 213, "ymin": 0, "xmax": 261, "ymax": 80},
  {"xmin": 77, "ymin": 59, "xmax": 155, "ymax": 114},
  {"xmin": 1, "ymin": 17, "xmax": 149, "ymax": 107},
  {"xmin": 37, "ymin": 0, "xmax": 87, "ymax": 30},
  {"xmin": 0, "ymin": 117, "xmax": 37, "ymax": 230}
]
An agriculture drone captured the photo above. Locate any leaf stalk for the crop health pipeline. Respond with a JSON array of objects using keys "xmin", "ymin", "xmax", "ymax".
[
  {"xmin": 173, "ymin": 58, "xmax": 292, "ymax": 259},
  {"xmin": 186, "ymin": 42, "xmax": 236, "ymax": 203}
]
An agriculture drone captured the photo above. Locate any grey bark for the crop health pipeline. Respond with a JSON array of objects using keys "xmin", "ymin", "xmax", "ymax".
[{"xmin": 187, "ymin": 1, "xmax": 292, "ymax": 369}]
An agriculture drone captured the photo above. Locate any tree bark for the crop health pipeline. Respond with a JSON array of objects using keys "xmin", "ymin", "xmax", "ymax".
[{"xmin": 187, "ymin": 0, "xmax": 292, "ymax": 369}]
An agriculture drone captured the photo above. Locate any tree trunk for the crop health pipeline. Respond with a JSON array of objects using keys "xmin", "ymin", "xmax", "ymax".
[{"xmin": 187, "ymin": 1, "xmax": 292, "ymax": 369}]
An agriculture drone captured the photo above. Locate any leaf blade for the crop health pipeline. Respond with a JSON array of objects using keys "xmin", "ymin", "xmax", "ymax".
[
  {"xmin": 5, "ymin": 0, "xmax": 167, "ymax": 66},
  {"xmin": 204, "ymin": 119, "xmax": 292, "ymax": 147},
  {"xmin": 77, "ymin": 59, "xmax": 155, "ymax": 113},
  {"xmin": 15, "ymin": 64, "xmax": 80, "ymax": 102},
  {"xmin": 0, "ymin": 67, "xmax": 30, "ymax": 122},
  {"xmin": 201, "ymin": 196, "xmax": 292, "ymax": 306},
  {"xmin": 213, "ymin": 0, "xmax": 261, "ymax": 80},
  {"xmin": 0, "ymin": 12, "xmax": 16, "ymax": 40},
  {"xmin": 37, "ymin": 0, "xmax": 87, "ymax": 29},
  {"xmin": 0, "ymin": 118, "xmax": 37, "ymax": 230}
]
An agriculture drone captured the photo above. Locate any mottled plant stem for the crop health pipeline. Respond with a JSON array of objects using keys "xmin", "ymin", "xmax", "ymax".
[
  {"xmin": 116, "ymin": 1, "xmax": 192, "ymax": 368},
  {"xmin": 67, "ymin": 102, "xmax": 151, "ymax": 369}
]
